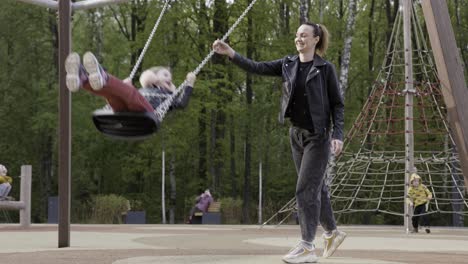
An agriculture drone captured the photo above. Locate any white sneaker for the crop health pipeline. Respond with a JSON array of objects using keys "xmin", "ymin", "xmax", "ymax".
[
  {"xmin": 282, "ymin": 241, "xmax": 318, "ymax": 263},
  {"xmin": 322, "ymin": 230, "xmax": 347, "ymax": 258},
  {"xmin": 83, "ymin": 51, "xmax": 105, "ymax": 91},
  {"xmin": 65, "ymin": 52, "xmax": 81, "ymax": 92}
]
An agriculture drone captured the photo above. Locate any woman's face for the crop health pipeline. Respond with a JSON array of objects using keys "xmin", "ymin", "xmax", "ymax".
[
  {"xmin": 295, "ymin": 24, "xmax": 319, "ymax": 53},
  {"xmin": 154, "ymin": 69, "xmax": 173, "ymax": 91}
]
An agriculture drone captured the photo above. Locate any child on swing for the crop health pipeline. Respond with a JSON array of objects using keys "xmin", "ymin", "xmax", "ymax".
[{"xmin": 65, "ymin": 52, "xmax": 196, "ymax": 114}]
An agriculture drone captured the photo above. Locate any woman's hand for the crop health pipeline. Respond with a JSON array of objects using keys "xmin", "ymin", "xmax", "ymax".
[
  {"xmin": 212, "ymin": 39, "xmax": 235, "ymax": 58},
  {"xmin": 185, "ymin": 72, "xmax": 196, "ymax": 87},
  {"xmin": 331, "ymin": 139, "xmax": 344, "ymax": 156}
]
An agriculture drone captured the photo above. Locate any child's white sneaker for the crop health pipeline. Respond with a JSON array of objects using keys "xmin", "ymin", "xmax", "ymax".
[
  {"xmin": 65, "ymin": 52, "xmax": 82, "ymax": 92},
  {"xmin": 83, "ymin": 51, "xmax": 106, "ymax": 91}
]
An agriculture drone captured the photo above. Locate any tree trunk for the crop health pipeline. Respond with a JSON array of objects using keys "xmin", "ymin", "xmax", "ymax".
[
  {"xmin": 210, "ymin": 0, "xmax": 229, "ymax": 194},
  {"xmin": 86, "ymin": 11, "xmax": 104, "ymax": 60},
  {"xmin": 319, "ymin": 0, "xmax": 325, "ymax": 23},
  {"xmin": 337, "ymin": 0, "xmax": 344, "ymax": 68},
  {"xmin": 38, "ymin": 134, "xmax": 53, "ymax": 221},
  {"xmin": 299, "ymin": 0, "xmax": 309, "ymax": 23},
  {"xmin": 169, "ymin": 155, "xmax": 176, "ymax": 224},
  {"xmin": 111, "ymin": 0, "xmax": 148, "ymax": 77},
  {"xmin": 454, "ymin": 0, "xmax": 466, "ymax": 66},
  {"xmin": 209, "ymin": 110, "xmax": 217, "ymax": 189},
  {"xmin": 385, "ymin": 0, "xmax": 399, "ymax": 45},
  {"xmin": 242, "ymin": 3, "xmax": 254, "ymax": 224},
  {"xmin": 230, "ymin": 114, "xmax": 237, "ymax": 197},
  {"xmin": 279, "ymin": 0, "xmax": 290, "ymax": 37},
  {"xmin": 368, "ymin": 0, "xmax": 376, "ymax": 75},
  {"xmin": 38, "ymin": 11, "xmax": 58, "ymax": 222},
  {"xmin": 339, "ymin": 0, "xmax": 357, "ymax": 97},
  {"xmin": 198, "ymin": 107, "xmax": 208, "ymax": 185},
  {"xmin": 260, "ymin": 117, "xmax": 270, "ymax": 202},
  {"xmin": 196, "ymin": 1, "xmax": 209, "ymax": 186},
  {"xmin": 366, "ymin": 0, "xmax": 376, "ymax": 151}
]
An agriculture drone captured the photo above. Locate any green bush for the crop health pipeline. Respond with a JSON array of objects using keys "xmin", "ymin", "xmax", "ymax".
[
  {"xmin": 219, "ymin": 197, "xmax": 243, "ymax": 224},
  {"xmin": 90, "ymin": 194, "xmax": 130, "ymax": 224}
]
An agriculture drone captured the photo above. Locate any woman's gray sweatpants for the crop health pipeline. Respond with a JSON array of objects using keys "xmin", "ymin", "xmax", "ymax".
[{"xmin": 290, "ymin": 126, "xmax": 337, "ymax": 242}]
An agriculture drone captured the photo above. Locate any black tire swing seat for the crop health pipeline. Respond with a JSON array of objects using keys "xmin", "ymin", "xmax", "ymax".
[{"xmin": 92, "ymin": 110, "xmax": 160, "ymax": 140}]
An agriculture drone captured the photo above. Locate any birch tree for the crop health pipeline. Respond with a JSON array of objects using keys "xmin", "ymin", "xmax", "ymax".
[
  {"xmin": 338, "ymin": 0, "xmax": 357, "ymax": 97},
  {"xmin": 299, "ymin": 0, "xmax": 309, "ymax": 23}
]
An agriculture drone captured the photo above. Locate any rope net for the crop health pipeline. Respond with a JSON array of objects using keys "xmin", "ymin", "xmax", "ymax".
[
  {"xmin": 332, "ymin": 2, "xmax": 467, "ymax": 223},
  {"xmin": 264, "ymin": 2, "xmax": 467, "ymax": 226}
]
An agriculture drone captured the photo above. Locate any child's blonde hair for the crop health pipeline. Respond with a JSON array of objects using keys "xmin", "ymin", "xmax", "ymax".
[
  {"xmin": 139, "ymin": 66, "xmax": 170, "ymax": 88},
  {"xmin": 0, "ymin": 164, "xmax": 7, "ymax": 176}
]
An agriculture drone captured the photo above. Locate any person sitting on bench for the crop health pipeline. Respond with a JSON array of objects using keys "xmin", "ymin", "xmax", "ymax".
[{"xmin": 187, "ymin": 189, "xmax": 213, "ymax": 224}]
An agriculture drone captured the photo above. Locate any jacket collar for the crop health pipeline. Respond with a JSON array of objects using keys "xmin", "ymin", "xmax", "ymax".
[
  {"xmin": 285, "ymin": 53, "xmax": 327, "ymax": 67},
  {"xmin": 149, "ymin": 84, "xmax": 173, "ymax": 94}
]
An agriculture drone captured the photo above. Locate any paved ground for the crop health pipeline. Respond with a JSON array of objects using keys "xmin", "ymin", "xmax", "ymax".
[{"xmin": 0, "ymin": 224, "xmax": 467, "ymax": 264}]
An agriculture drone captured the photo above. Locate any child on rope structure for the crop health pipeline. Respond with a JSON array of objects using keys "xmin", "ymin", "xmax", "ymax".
[
  {"xmin": 65, "ymin": 52, "xmax": 196, "ymax": 116},
  {"xmin": 0, "ymin": 164, "xmax": 13, "ymax": 201},
  {"xmin": 408, "ymin": 171, "xmax": 432, "ymax": 234}
]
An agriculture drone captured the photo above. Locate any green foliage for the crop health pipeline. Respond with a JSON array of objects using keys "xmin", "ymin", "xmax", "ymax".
[
  {"xmin": 90, "ymin": 194, "xmax": 130, "ymax": 224},
  {"xmin": 219, "ymin": 197, "xmax": 243, "ymax": 224}
]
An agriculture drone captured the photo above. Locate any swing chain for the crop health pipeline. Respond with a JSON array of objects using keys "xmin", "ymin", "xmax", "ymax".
[{"xmin": 154, "ymin": 0, "xmax": 259, "ymax": 120}]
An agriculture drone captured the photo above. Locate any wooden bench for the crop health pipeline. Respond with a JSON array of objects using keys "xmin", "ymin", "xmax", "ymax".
[{"xmin": 193, "ymin": 201, "xmax": 222, "ymax": 224}]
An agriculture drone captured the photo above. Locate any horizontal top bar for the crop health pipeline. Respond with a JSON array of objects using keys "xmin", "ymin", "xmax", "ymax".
[
  {"xmin": 0, "ymin": 201, "xmax": 26, "ymax": 210},
  {"xmin": 16, "ymin": 0, "xmax": 57, "ymax": 9},
  {"xmin": 15, "ymin": 0, "xmax": 133, "ymax": 11},
  {"xmin": 73, "ymin": 0, "xmax": 132, "ymax": 11}
]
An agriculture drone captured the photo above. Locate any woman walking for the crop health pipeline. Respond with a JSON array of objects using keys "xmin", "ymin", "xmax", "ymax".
[{"xmin": 213, "ymin": 22, "xmax": 346, "ymax": 263}]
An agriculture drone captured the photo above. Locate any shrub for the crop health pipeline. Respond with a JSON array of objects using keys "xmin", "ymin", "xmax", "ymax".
[
  {"xmin": 219, "ymin": 197, "xmax": 243, "ymax": 224},
  {"xmin": 90, "ymin": 194, "xmax": 130, "ymax": 224}
]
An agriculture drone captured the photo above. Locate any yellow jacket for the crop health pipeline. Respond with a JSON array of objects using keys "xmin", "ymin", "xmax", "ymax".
[
  {"xmin": 0, "ymin": 175, "xmax": 12, "ymax": 184},
  {"xmin": 408, "ymin": 173, "xmax": 432, "ymax": 207}
]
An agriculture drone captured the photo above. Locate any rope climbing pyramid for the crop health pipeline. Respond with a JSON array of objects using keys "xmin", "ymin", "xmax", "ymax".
[
  {"xmin": 328, "ymin": 2, "xmax": 467, "ymax": 225},
  {"xmin": 264, "ymin": 2, "xmax": 467, "ymax": 227}
]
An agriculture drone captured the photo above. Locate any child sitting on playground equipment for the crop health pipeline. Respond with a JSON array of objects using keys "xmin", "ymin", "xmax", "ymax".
[
  {"xmin": 0, "ymin": 164, "xmax": 13, "ymax": 201},
  {"xmin": 65, "ymin": 51, "xmax": 196, "ymax": 114}
]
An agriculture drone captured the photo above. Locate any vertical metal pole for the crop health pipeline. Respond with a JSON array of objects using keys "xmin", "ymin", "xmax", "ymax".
[
  {"xmin": 20, "ymin": 165, "xmax": 32, "ymax": 228},
  {"xmin": 58, "ymin": 0, "xmax": 72, "ymax": 247},
  {"xmin": 162, "ymin": 148, "xmax": 166, "ymax": 224},
  {"xmin": 258, "ymin": 162, "xmax": 262, "ymax": 225},
  {"xmin": 403, "ymin": 0, "xmax": 414, "ymax": 234}
]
